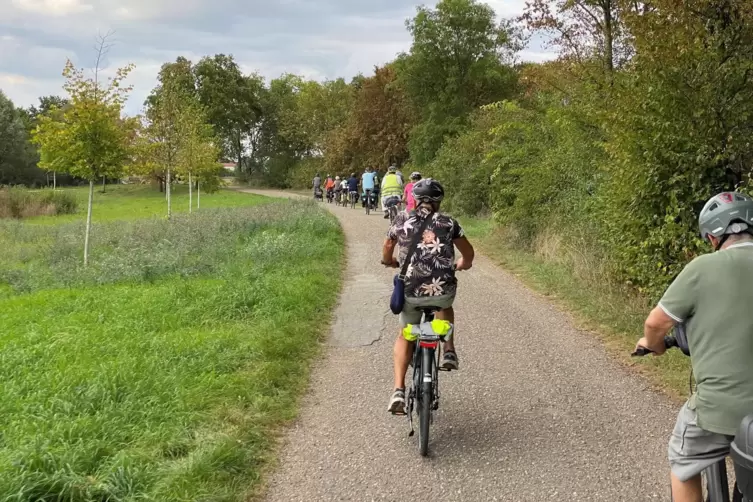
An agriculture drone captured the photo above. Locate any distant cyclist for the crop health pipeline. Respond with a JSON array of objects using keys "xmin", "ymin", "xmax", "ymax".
[
  {"xmin": 381, "ymin": 178, "xmax": 475, "ymax": 414},
  {"xmin": 362, "ymin": 167, "xmax": 378, "ymax": 209},
  {"xmin": 312, "ymin": 173, "xmax": 322, "ymax": 198},
  {"xmin": 403, "ymin": 171, "xmax": 421, "ymax": 212},
  {"xmin": 347, "ymin": 172, "xmax": 359, "ymax": 203},
  {"xmin": 380, "ymin": 165, "xmax": 403, "ymax": 219}
]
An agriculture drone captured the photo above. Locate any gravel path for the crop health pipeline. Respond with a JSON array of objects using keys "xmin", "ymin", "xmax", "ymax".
[{"xmin": 244, "ymin": 190, "xmax": 678, "ymax": 501}]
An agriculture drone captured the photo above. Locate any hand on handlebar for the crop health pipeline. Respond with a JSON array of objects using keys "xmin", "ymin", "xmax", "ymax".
[
  {"xmin": 632, "ymin": 336, "xmax": 666, "ymax": 357},
  {"xmin": 454, "ymin": 257, "xmax": 472, "ymax": 271}
]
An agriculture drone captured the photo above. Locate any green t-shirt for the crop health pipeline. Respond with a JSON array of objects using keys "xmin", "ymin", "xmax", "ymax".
[{"xmin": 659, "ymin": 241, "xmax": 753, "ymax": 435}]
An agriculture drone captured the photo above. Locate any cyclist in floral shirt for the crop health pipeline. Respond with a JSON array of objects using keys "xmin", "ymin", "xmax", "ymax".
[{"xmin": 381, "ymin": 178, "xmax": 475, "ymax": 414}]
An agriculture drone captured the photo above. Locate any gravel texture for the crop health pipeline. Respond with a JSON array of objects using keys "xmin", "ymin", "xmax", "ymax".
[{"xmin": 243, "ymin": 190, "xmax": 678, "ymax": 502}]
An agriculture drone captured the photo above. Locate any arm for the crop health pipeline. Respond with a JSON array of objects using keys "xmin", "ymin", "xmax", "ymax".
[
  {"xmin": 635, "ymin": 258, "xmax": 698, "ymax": 355},
  {"xmin": 636, "ymin": 307, "xmax": 676, "ymax": 355},
  {"xmin": 381, "ymin": 237, "xmax": 398, "ymax": 267},
  {"xmin": 453, "ymin": 236, "xmax": 475, "ymax": 270}
]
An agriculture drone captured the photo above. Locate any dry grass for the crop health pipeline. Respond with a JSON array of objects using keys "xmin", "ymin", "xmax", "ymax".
[{"xmin": 0, "ymin": 188, "xmax": 78, "ymax": 219}]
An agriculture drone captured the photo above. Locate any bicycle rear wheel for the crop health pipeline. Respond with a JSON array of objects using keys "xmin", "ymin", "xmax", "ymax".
[{"xmin": 418, "ymin": 348, "xmax": 433, "ymax": 456}]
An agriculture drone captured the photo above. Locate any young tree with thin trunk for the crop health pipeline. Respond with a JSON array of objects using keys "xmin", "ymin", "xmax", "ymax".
[
  {"xmin": 176, "ymin": 106, "xmax": 219, "ymax": 213},
  {"xmin": 32, "ymin": 36, "xmax": 135, "ymax": 265}
]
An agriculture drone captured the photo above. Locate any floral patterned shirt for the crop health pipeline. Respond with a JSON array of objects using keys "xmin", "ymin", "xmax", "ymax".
[{"xmin": 386, "ymin": 207, "xmax": 464, "ymax": 298}]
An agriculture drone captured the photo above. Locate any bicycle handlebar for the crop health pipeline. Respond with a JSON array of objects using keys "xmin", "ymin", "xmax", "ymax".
[
  {"xmin": 631, "ymin": 323, "xmax": 691, "ymax": 357},
  {"xmin": 631, "ymin": 336, "xmax": 678, "ymax": 357}
]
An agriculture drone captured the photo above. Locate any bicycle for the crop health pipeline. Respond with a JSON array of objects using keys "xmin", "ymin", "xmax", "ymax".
[
  {"xmin": 364, "ymin": 189, "xmax": 373, "ymax": 215},
  {"xmin": 633, "ymin": 325, "xmax": 753, "ymax": 502},
  {"xmin": 403, "ymin": 306, "xmax": 455, "ymax": 457},
  {"xmin": 384, "ymin": 195, "xmax": 400, "ymax": 224},
  {"xmin": 349, "ymin": 191, "xmax": 358, "ymax": 209}
]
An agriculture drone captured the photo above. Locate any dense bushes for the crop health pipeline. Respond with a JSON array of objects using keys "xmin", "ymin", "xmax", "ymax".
[
  {"xmin": 419, "ymin": 2, "xmax": 753, "ymax": 300},
  {"xmin": 0, "ymin": 188, "xmax": 78, "ymax": 219}
]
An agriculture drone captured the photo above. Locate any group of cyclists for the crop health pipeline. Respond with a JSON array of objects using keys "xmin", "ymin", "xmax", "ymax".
[
  {"xmin": 316, "ymin": 163, "xmax": 753, "ymax": 502},
  {"xmin": 312, "ymin": 166, "xmax": 423, "ymax": 216}
]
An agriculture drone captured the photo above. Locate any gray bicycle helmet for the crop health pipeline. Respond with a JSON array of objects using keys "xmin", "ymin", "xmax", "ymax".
[
  {"xmin": 698, "ymin": 192, "xmax": 753, "ymax": 241},
  {"xmin": 412, "ymin": 178, "xmax": 444, "ymax": 203},
  {"xmin": 410, "ymin": 171, "xmax": 422, "ymax": 181},
  {"xmin": 388, "ymin": 165, "xmax": 397, "ymax": 173}
]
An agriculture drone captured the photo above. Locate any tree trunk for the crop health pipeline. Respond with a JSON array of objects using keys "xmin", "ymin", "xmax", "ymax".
[
  {"xmin": 604, "ymin": 1, "xmax": 614, "ymax": 74},
  {"xmin": 53, "ymin": 171, "xmax": 56, "ymax": 190},
  {"xmin": 167, "ymin": 167, "xmax": 172, "ymax": 220},
  {"xmin": 197, "ymin": 181, "xmax": 201, "ymax": 209},
  {"xmin": 102, "ymin": 175, "xmax": 106, "ymax": 193},
  {"xmin": 84, "ymin": 180, "xmax": 94, "ymax": 266},
  {"xmin": 188, "ymin": 172, "xmax": 193, "ymax": 214}
]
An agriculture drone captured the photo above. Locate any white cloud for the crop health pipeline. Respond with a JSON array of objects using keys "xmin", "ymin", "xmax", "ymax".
[
  {"xmin": 12, "ymin": 0, "xmax": 93, "ymax": 16},
  {"xmin": 0, "ymin": 0, "xmax": 557, "ymax": 113}
]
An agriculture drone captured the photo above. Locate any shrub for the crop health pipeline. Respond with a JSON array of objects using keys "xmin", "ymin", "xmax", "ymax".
[{"xmin": 0, "ymin": 188, "xmax": 78, "ymax": 219}]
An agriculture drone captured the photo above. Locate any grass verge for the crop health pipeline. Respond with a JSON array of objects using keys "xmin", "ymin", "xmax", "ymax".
[
  {"xmin": 28, "ymin": 184, "xmax": 266, "ymax": 224},
  {"xmin": 462, "ymin": 217, "xmax": 691, "ymax": 399},
  {"xmin": 0, "ymin": 200, "xmax": 344, "ymax": 501}
]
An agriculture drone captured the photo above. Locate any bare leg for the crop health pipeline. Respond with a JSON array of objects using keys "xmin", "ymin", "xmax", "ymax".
[
  {"xmin": 670, "ymin": 472, "xmax": 702, "ymax": 502},
  {"xmin": 435, "ymin": 307, "xmax": 455, "ymax": 353},
  {"xmin": 393, "ymin": 331, "xmax": 413, "ymax": 389}
]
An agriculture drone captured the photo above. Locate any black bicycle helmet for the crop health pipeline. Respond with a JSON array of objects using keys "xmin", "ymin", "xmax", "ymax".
[
  {"xmin": 410, "ymin": 171, "xmax": 422, "ymax": 181},
  {"xmin": 412, "ymin": 178, "xmax": 444, "ymax": 203}
]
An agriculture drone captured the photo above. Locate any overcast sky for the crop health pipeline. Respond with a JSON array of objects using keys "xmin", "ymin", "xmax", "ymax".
[{"xmin": 0, "ymin": 0, "xmax": 556, "ymax": 115}]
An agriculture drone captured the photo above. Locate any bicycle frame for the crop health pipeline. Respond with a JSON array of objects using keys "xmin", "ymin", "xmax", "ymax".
[{"xmin": 698, "ymin": 459, "xmax": 746, "ymax": 502}]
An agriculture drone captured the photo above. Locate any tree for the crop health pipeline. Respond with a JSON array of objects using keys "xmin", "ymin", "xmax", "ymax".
[
  {"xmin": 325, "ymin": 64, "xmax": 415, "ymax": 173},
  {"xmin": 603, "ymin": 0, "xmax": 753, "ymax": 295},
  {"xmin": 174, "ymin": 102, "xmax": 220, "ymax": 212},
  {"xmin": 32, "ymin": 38, "xmax": 135, "ymax": 265},
  {"xmin": 0, "ymin": 91, "xmax": 43, "ymax": 187},
  {"xmin": 521, "ymin": 0, "xmax": 628, "ymax": 74},
  {"xmin": 396, "ymin": 0, "xmax": 519, "ymax": 164},
  {"xmin": 139, "ymin": 72, "xmax": 188, "ymax": 219},
  {"xmin": 194, "ymin": 55, "xmax": 264, "ymax": 173}
]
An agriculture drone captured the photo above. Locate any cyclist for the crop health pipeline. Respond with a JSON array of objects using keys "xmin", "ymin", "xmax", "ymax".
[
  {"xmin": 312, "ymin": 173, "xmax": 322, "ymax": 198},
  {"xmin": 339, "ymin": 177, "xmax": 349, "ymax": 204},
  {"xmin": 381, "ymin": 165, "xmax": 403, "ymax": 219},
  {"xmin": 381, "ymin": 178, "xmax": 475, "ymax": 414},
  {"xmin": 324, "ymin": 175, "xmax": 336, "ymax": 201},
  {"xmin": 634, "ymin": 191, "xmax": 753, "ymax": 502},
  {"xmin": 333, "ymin": 175, "xmax": 342, "ymax": 201},
  {"xmin": 347, "ymin": 172, "xmax": 359, "ymax": 205},
  {"xmin": 362, "ymin": 167, "xmax": 378, "ymax": 210},
  {"xmin": 403, "ymin": 171, "xmax": 421, "ymax": 212}
]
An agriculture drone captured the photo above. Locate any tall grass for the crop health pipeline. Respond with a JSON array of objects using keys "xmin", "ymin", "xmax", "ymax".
[
  {"xmin": 0, "ymin": 200, "xmax": 344, "ymax": 501},
  {"xmin": 28, "ymin": 184, "xmax": 266, "ymax": 225},
  {"xmin": 0, "ymin": 188, "xmax": 78, "ymax": 218}
]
